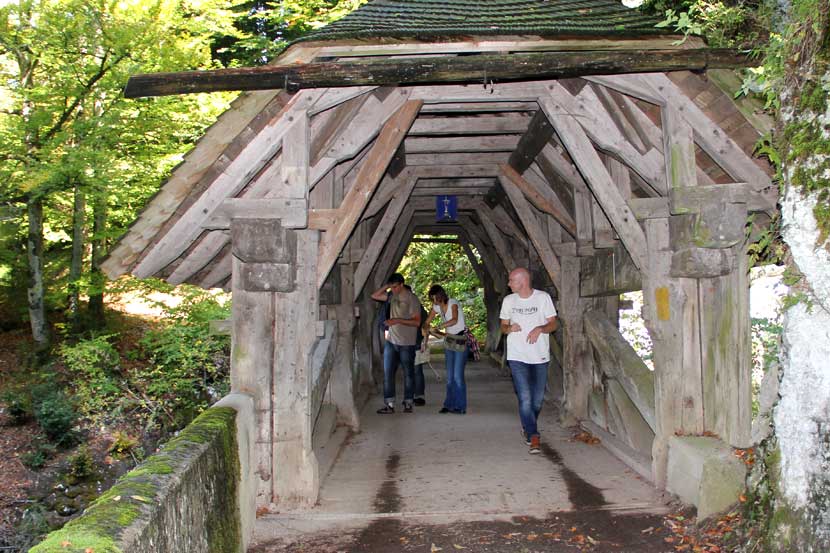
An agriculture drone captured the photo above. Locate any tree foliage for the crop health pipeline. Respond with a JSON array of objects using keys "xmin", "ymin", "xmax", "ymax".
[
  {"xmin": 398, "ymin": 237, "xmax": 487, "ymax": 342},
  {"xmin": 0, "ymin": 0, "xmax": 241, "ymax": 347}
]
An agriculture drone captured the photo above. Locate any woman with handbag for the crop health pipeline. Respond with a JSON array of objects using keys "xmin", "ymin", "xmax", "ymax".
[{"xmin": 423, "ymin": 284, "xmax": 468, "ymax": 414}]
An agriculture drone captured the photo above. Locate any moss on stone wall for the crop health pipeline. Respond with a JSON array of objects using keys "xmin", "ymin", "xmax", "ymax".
[
  {"xmin": 778, "ymin": 0, "xmax": 830, "ymax": 241},
  {"xmin": 28, "ymin": 407, "xmax": 240, "ymax": 553}
]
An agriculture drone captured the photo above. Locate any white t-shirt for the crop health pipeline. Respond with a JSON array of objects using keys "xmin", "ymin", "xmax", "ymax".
[
  {"xmin": 434, "ymin": 299, "xmax": 466, "ymax": 335},
  {"xmin": 499, "ymin": 289, "xmax": 557, "ymax": 364}
]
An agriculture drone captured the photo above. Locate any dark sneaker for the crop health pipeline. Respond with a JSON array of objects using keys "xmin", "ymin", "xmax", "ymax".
[
  {"xmin": 376, "ymin": 404, "xmax": 394, "ymax": 414},
  {"xmin": 521, "ymin": 430, "xmax": 531, "ymax": 446},
  {"xmin": 413, "ymin": 398, "xmax": 426, "ymax": 406},
  {"xmin": 439, "ymin": 407, "xmax": 450, "ymax": 414},
  {"xmin": 403, "ymin": 402, "xmax": 413, "ymax": 413},
  {"xmin": 529, "ymin": 435, "xmax": 541, "ymax": 454}
]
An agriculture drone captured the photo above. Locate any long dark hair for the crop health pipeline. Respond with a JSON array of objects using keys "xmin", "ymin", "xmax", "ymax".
[{"xmin": 428, "ymin": 284, "xmax": 449, "ymax": 304}]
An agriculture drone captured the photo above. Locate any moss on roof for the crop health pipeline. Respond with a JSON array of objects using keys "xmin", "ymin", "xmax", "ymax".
[{"xmin": 297, "ymin": 0, "xmax": 667, "ymax": 43}]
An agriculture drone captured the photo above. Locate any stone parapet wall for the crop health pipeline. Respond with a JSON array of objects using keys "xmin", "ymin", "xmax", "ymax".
[{"xmin": 29, "ymin": 395, "xmax": 256, "ymax": 553}]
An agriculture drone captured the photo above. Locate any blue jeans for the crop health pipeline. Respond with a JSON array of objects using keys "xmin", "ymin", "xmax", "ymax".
[
  {"xmin": 443, "ymin": 347, "xmax": 468, "ymax": 412},
  {"xmin": 508, "ymin": 360, "xmax": 547, "ymax": 438},
  {"xmin": 383, "ymin": 342, "xmax": 416, "ymax": 404},
  {"xmin": 414, "ymin": 363, "xmax": 425, "ymax": 399}
]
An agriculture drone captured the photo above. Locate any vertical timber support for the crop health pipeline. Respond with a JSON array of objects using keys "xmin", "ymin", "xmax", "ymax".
[
  {"xmin": 642, "ymin": 218, "xmax": 702, "ymax": 487},
  {"xmin": 559, "ymin": 255, "xmax": 592, "ymax": 424},
  {"xmin": 327, "ymin": 303, "xmax": 361, "ymax": 431},
  {"xmin": 272, "ymin": 229, "xmax": 321, "ymax": 507},
  {"xmin": 231, "ymin": 254, "xmax": 276, "ymax": 506}
]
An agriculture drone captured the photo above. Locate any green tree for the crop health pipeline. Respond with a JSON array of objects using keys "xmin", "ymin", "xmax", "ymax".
[
  {"xmin": 213, "ymin": 0, "xmax": 367, "ymax": 65},
  {"xmin": 0, "ymin": 0, "xmax": 239, "ymax": 352},
  {"xmin": 398, "ymin": 237, "xmax": 487, "ymax": 342}
]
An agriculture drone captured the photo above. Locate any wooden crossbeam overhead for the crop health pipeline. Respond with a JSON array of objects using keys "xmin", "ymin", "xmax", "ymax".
[
  {"xmin": 317, "ymin": 99, "xmax": 423, "ymax": 289},
  {"xmin": 312, "ymin": 37, "xmax": 706, "ymax": 59},
  {"xmin": 353, "ymin": 175, "xmax": 418, "ymax": 301},
  {"xmin": 508, "ymin": 109, "xmax": 554, "ymax": 173},
  {"xmin": 370, "ymin": 207, "xmax": 416, "ymax": 288},
  {"xmin": 503, "ymin": 164, "xmax": 577, "ymax": 237},
  {"xmin": 475, "ymin": 203, "xmax": 518, "ymax": 273},
  {"xmin": 404, "ymin": 135, "xmax": 519, "ymax": 154},
  {"xmin": 412, "ymin": 187, "xmax": 493, "ymax": 196},
  {"xmin": 498, "ymin": 165, "xmax": 562, "ymax": 291},
  {"xmin": 405, "ymin": 152, "xmax": 510, "ymax": 166},
  {"xmin": 310, "ymin": 88, "xmax": 411, "ymax": 187},
  {"xmin": 363, "ymin": 171, "xmax": 410, "ymax": 220},
  {"xmin": 414, "ymin": 177, "xmax": 497, "ymax": 189},
  {"xmin": 590, "ymin": 84, "xmax": 717, "ymax": 187},
  {"xmin": 420, "ymin": 101, "xmax": 539, "ymax": 114},
  {"xmin": 546, "ymin": 81, "xmax": 666, "ymax": 196},
  {"xmin": 132, "ymin": 89, "xmax": 327, "ymax": 278},
  {"xmin": 126, "ymin": 49, "xmax": 755, "ymax": 98},
  {"xmin": 540, "ymin": 96, "xmax": 648, "ymax": 270},
  {"xmin": 642, "ymin": 73, "xmax": 774, "ymax": 195},
  {"xmin": 458, "ymin": 215, "xmax": 507, "ymax": 281},
  {"xmin": 408, "ymin": 114, "xmax": 530, "ymax": 136}
]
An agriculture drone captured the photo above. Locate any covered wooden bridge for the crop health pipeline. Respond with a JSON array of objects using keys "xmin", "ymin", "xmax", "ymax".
[{"xmin": 103, "ymin": 0, "xmax": 776, "ymax": 530}]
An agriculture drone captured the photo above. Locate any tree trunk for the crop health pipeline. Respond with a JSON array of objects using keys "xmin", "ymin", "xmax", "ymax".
[
  {"xmin": 26, "ymin": 197, "xmax": 50, "ymax": 356},
  {"xmin": 68, "ymin": 183, "xmax": 85, "ymax": 332},
  {"xmin": 87, "ymin": 192, "xmax": 107, "ymax": 326}
]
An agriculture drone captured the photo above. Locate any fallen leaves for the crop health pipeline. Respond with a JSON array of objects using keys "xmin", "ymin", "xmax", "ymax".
[
  {"xmin": 734, "ymin": 448, "xmax": 756, "ymax": 467},
  {"xmin": 571, "ymin": 431, "xmax": 601, "ymax": 445}
]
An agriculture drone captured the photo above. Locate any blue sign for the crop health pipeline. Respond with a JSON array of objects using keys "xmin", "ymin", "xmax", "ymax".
[{"xmin": 436, "ymin": 195, "xmax": 458, "ymax": 222}]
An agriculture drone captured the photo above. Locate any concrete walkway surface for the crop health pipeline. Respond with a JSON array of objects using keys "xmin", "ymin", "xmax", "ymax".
[{"xmin": 250, "ymin": 358, "xmax": 675, "ymax": 552}]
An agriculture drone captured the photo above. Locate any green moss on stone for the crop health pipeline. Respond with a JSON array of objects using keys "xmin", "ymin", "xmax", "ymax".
[{"xmin": 29, "ymin": 407, "xmax": 240, "ymax": 553}]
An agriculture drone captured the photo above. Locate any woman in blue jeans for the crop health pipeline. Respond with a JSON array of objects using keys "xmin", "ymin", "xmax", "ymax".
[{"xmin": 422, "ymin": 284, "xmax": 468, "ymax": 414}]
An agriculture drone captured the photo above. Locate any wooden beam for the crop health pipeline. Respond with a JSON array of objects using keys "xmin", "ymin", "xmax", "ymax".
[
  {"xmin": 203, "ymin": 198, "xmax": 308, "ymax": 229},
  {"xmin": 405, "ymin": 152, "xmax": 510, "ymax": 166},
  {"xmin": 317, "ymin": 100, "xmax": 423, "ymax": 288},
  {"xmin": 539, "ymin": 97, "xmax": 648, "ymax": 271},
  {"xmin": 502, "ymin": 164, "xmax": 577, "ymax": 236},
  {"xmin": 420, "ymin": 101, "xmax": 539, "ymax": 114},
  {"xmin": 643, "ymin": 73, "xmax": 774, "ymax": 193},
  {"xmin": 409, "ymin": 114, "xmax": 530, "ymax": 136},
  {"xmin": 412, "ymin": 186, "xmax": 493, "ymax": 196},
  {"xmin": 363, "ymin": 171, "xmax": 407, "ymax": 220},
  {"xmin": 404, "ymin": 135, "xmax": 519, "ymax": 154},
  {"xmin": 475, "ymin": 205, "xmax": 518, "ymax": 275},
  {"xmin": 458, "ymin": 216, "xmax": 507, "ymax": 283},
  {"xmin": 353, "ymin": 174, "xmax": 418, "ymax": 301},
  {"xmin": 310, "ymin": 89, "xmax": 411, "ymax": 187},
  {"xmin": 508, "ymin": 109, "xmax": 555, "ymax": 173},
  {"xmin": 310, "ymin": 37, "xmax": 706, "ymax": 59},
  {"xmin": 547, "ymin": 81, "xmax": 665, "ymax": 196},
  {"xmin": 132, "ymin": 91, "xmax": 325, "ymax": 278},
  {"xmin": 308, "ymin": 208, "xmax": 338, "ymax": 230},
  {"xmin": 126, "ymin": 49, "xmax": 756, "ymax": 98},
  {"xmin": 370, "ymin": 208, "xmax": 415, "ymax": 289},
  {"xmin": 498, "ymin": 164, "xmax": 562, "ymax": 291},
  {"xmin": 411, "ymin": 237, "xmax": 459, "ymax": 243}
]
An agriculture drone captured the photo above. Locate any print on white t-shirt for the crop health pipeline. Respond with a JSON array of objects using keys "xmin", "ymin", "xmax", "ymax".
[{"xmin": 499, "ymin": 289, "xmax": 557, "ymax": 364}]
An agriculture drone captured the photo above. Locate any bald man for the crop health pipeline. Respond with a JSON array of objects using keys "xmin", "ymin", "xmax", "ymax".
[{"xmin": 499, "ymin": 268, "xmax": 558, "ymax": 454}]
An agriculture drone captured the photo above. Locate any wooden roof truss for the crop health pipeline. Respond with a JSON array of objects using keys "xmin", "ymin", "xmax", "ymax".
[{"xmin": 103, "ymin": 69, "xmax": 775, "ymax": 299}]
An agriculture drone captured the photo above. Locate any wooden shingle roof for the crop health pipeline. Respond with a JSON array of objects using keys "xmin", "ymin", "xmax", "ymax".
[{"xmin": 296, "ymin": 0, "xmax": 665, "ymax": 43}]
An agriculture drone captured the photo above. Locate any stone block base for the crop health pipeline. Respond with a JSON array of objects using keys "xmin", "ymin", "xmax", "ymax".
[{"xmin": 667, "ymin": 436, "xmax": 746, "ymax": 520}]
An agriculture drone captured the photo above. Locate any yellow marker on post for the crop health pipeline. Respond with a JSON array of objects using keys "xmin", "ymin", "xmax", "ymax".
[{"xmin": 656, "ymin": 287, "xmax": 671, "ymax": 321}]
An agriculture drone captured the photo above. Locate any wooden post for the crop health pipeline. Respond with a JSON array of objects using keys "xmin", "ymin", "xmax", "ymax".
[
  {"xmin": 273, "ymin": 229, "xmax": 322, "ymax": 507},
  {"xmin": 230, "ymin": 256, "xmax": 276, "ymax": 506},
  {"xmin": 559, "ymin": 255, "xmax": 592, "ymax": 423},
  {"xmin": 641, "ymin": 218, "xmax": 704, "ymax": 487},
  {"xmin": 327, "ymin": 304, "xmax": 361, "ymax": 431}
]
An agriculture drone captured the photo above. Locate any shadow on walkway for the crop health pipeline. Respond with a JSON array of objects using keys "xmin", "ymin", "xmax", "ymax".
[{"xmin": 251, "ymin": 358, "xmax": 674, "ymax": 552}]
